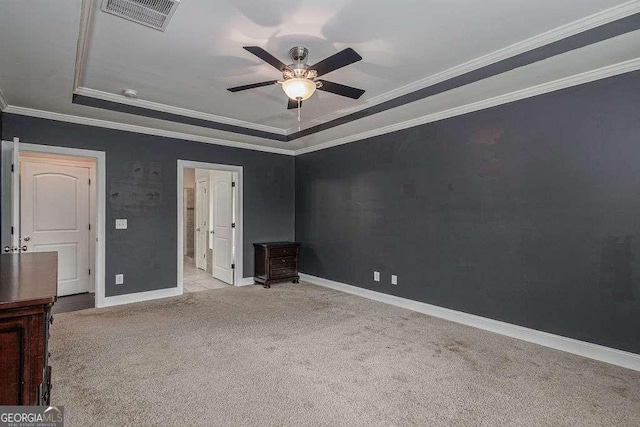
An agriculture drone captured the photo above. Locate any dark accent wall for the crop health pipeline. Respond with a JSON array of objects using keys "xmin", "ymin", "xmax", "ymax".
[
  {"xmin": 2, "ymin": 115, "xmax": 295, "ymax": 296},
  {"xmin": 296, "ymin": 71, "xmax": 640, "ymax": 354}
]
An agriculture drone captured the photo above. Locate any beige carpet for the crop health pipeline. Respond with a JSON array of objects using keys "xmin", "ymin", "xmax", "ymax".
[{"xmin": 50, "ymin": 283, "xmax": 640, "ymax": 426}]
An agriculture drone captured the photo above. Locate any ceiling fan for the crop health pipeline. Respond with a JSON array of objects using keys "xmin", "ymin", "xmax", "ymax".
[{"xmin": 227, "ymin": 46, "xmax": 365, "ymax": 110}]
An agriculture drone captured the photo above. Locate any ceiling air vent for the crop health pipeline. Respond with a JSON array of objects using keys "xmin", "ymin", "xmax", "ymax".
[{"xmin": 101, "ymin": 0, "xmax": 180, "ymax": 31}]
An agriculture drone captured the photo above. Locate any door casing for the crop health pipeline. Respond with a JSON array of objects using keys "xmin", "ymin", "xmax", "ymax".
[
  {"xmin": 194, "ymin": 177, "xmax": 209, "ymax": 270},
  {"xmin": 177, "ymin": 160, "xmax": 243, "ymax": 293},
  {"xmin": 1, "ymin": 141, "xmax": 107, "ymax": 306}
]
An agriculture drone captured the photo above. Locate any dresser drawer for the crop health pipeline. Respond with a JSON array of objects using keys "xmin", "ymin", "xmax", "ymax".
[
  {"xmin": 269, "ymin": 247, "xmax": 297, "ymax": 257},
  {"xmin": 270, "ymin": 256, "xmax": 296, "ymax": 266}
]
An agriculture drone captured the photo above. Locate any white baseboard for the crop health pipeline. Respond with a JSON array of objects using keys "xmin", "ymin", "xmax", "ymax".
[
  {"xmin": 299, "ymin": 273, "xmax": 640, "ymax": 372},
  {"xmin": 99, "ymin": 287, "xmax": 181, "ymax": 308},
  {"xmin": 237, "ymin": 277, "xmax": 255, "ymax": 286}
]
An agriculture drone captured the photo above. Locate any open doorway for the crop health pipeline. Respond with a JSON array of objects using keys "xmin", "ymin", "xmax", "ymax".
[{"xmin": 181, "ymin": 166, "xmax": 238, "ymax": 293}]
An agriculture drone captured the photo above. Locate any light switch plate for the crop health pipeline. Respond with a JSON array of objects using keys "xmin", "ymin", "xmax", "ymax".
[
  {"xmin": 374, "ymin": 271, "xmax": 380, "ymax": 282},
  {"xmin": 391, "ymin": 275, "xmax": 398, "ymax": 285},
  {"xmin": 115, "ymin": 219, "xmax": 127, "ymax": 229},
  {"xmin": 115, "ymin": 274, "xmax": 124, "ymax": 285}
]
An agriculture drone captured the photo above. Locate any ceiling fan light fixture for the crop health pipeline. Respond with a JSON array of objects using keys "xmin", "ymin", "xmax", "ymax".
[{"xmin": 282, "ymin": 78, "xmax": 316, "ymax": 101}]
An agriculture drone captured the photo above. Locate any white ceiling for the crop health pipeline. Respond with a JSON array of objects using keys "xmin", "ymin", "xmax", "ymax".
[{"xmin": 0, "ymin": 0, "xmax": 639, "ymax": 154}]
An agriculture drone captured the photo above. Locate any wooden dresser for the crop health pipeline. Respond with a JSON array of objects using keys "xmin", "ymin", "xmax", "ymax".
[
  {"xmin": 253, "ymin": 242, "xmax": 301, "ymax": 288},
  {"xmin": 0, "ymin": 253, "xmax": 57, "ymax": 405}
]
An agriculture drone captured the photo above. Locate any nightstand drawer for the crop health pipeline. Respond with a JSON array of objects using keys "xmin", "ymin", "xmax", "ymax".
[
  {"xmin": 269, "ymin": 247, "xmax": 297, "ymax": 257},
  {"xmin": 271, "ymin": 265, "xmax": 296, "ymax": 278},
  {"xmin": 270, "ymin": 256, "xmax": 296, "ymax": 266}
]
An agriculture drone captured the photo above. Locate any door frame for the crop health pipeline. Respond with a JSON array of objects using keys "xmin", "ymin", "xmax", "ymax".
[
  {"xmin": 194, "ymin": 176, "xmax": 209, "ymax": 270},
  {"xmin": 19, "ymin": 153, "xmax": 96, "ymax": 294},
  {"xmin": 177, "ymin": 160, "xmax": 243, "ymax": 293},
  {"xmin": 6, "ymin": 142, "xmax": 107, "ymax": 307}
]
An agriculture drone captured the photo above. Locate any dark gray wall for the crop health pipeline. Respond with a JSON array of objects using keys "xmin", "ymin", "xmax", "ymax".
[
  {"xmin": 296, "ymin": 71, "xmax": 640, "ymax": 354},
  {"xmin": 2, "ymin": 114, "xmax": 295, "ymax": 296}
]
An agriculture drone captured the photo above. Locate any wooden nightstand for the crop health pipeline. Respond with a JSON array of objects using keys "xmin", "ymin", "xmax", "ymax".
[{"xmin": 253, "ymin": 242, "xmax": 301, "ymax": 288}]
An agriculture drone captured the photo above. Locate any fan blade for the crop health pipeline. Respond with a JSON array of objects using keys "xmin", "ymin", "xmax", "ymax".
[
  {"xmin": 310, "ymin": 48, "xmax": 362, "ymax": 77},
  {"xmin": 227, "ymin": 80, "xmax": 278, "ymax": 92},
  {"xmin": 243, "ymin": 46, "xmax": 288, "ymax": 71},
  {"xmin": 317, "ymin": 80, "xmax": 365, "ymax": 99},
  {"xmin": 287, "ymin": 98, "xmax": 302, "ymax": 110}
]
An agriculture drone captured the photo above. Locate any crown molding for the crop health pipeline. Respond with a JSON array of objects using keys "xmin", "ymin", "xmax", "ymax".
[
  {"xmin": 73, "ymin": 0, "xmax": 94, "ymax": 89},
  {"xmin": 70, "ymin": 1, "xmax": 640, "ymax": 139},
  {"xmin": 294, "ymin": 58, "xmax": 640, "ymax": 155},
  {"xmin": 287, "ymin": 0, "xmax": 640, "ymax": 134},
  {"xmin": 0, "ymin": 88, "xmax": 8, "ymax": 111},
  {"xmin": 2, "ymin": 106, "xmax": 295, "ymax": 156},
  {"xmin": 71, "ymin": 0, "xmax": 284, "ymax": 137},
  {"xmin": 4, "ymin": 58, "xmax": 638, "ymax": 158},
  {"xmin": 74, "ymin": 87, "xmax": 288, "ymax": 136}
]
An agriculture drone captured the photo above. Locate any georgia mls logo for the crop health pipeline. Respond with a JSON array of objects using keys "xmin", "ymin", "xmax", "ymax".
[
  {"xmin": 0, "ymin": 405, "xmax": 64, "ymax": 426},
  {"xmin": 44, "ymin": 406, "xmax": 63, "ymax": 420}
]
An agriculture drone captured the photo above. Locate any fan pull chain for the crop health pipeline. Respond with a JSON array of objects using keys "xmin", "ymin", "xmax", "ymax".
[{"xmin": 297, "ymin": 98, "xmax": 301, "ymax": 132}]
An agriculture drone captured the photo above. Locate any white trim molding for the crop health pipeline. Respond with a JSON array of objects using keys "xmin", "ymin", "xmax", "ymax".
[
  {"xmin": 4, "ymin": 57, "xmax": 640, "ymax": 158},
  {"xmin": 73, "ymin": 0, "xmax": 95, "ymax": 90},
  {"xmin": 74, "ymin": 87, "xmax": 287, "ymax": 136},
  {"xmin": 239, "ymin": 277, "xmax": 255, "ymax": 286},
  {"xmin": 101, "ymin": 287, "xmax": 181, "ymax": 308},
  {"xmin": 2, "ymin": 106, "xmax": 295, "ymax": 156},
  {"xmin": 300, "ymin": 273, "xmax": 640, "ymax": 372},
  {"xmin": 287, "ymin": 0, "xmax": 640, "ymax": 134},
  {"xmin": 0, "ymin": 88, "xmax": 8, "ymax": 111},
  {"xmin": 295, "ymin": 58, "xmax": 640, "ymax": 155},
  {"xmin": 65, "ymin": 1, "xmax": 640, "ymax": 138}
]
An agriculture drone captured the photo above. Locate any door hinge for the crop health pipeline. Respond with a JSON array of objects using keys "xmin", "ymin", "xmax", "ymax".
[
  {"xmin": 231, "ymin": 223, "xmax": 236, "ymax": 228},
  {"xmin": 231, "ymin": 182, "xmax": 236, "ymax": 187},
  {"xmin": 11, "ymin": 164, "xmax": 14, "ymax": 172},
  {"xmin": 11, "ymin": 226, "xmax": 14, "ymax": 235},
  {"xmin": 89, "ymin": 178, "xmax": 91, "ymax": 186},
  {"xmin": 231, "ymin": 263, "xmax": 235, "ymax": 269},
  {"xmin": 88, "ymin": 223, "xmax": 91, "ymax": 230},
  {"xmin": 89, "ymin": 268, "xmax": 91, "ymax": 275}
]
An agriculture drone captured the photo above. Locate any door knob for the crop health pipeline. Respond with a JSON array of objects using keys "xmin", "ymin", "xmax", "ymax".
[
  {"xmin": 23, "ymin": 237, "xmax": 30, "ymax": 241},
  {"xmin": 4, "ymin": 246, "xmax": 11, "ymax": 253}
]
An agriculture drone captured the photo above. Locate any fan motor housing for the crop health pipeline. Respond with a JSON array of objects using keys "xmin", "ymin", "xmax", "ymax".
[{"xmin": 289, "ymin": 46, "xmax": 308, "ymax": 63}]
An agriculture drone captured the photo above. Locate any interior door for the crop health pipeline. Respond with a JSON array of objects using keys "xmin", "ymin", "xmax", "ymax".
[
  {"xmin": 21, "ymin": 161, "xmax": 90, "ymax": 296},
  {"xmin": 195, "ymin": 178, "xmax": 208, "ymax": 270},
  {"xmin": 1, "ymin": 138, "xmax": 20, "ymax": 253},
  {"xmin": 212, "ymin": 171, "xmax": 233, "ymax": 284}
]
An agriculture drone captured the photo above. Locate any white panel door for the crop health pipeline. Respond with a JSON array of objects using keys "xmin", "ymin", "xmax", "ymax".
[
  {"xmin": 212, "ymin": 171, "xmax": 233, "ymax": 284},
  {"xmin": 195, "ymin": 178, "xmax": 208, "ymax": 270},
  {"xmin": 21, "ymin": 162, "xmax": 90, "ymax": 296}
]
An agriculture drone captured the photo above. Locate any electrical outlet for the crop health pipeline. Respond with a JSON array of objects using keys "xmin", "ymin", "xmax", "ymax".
[
  {"xmin": 115, "ymin": 274, "xmax": 124, "ymax": 285},
  {"xmin": 115, "ymin": 219, "xmax": 127, "ymax": 229},
  {"xmin": 391, "ymin": 275, "xmax": 398, "ymax": 285},
  {"xmin": 374, "ymin": 271, "xmax": 380, "ymax": 282}
]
